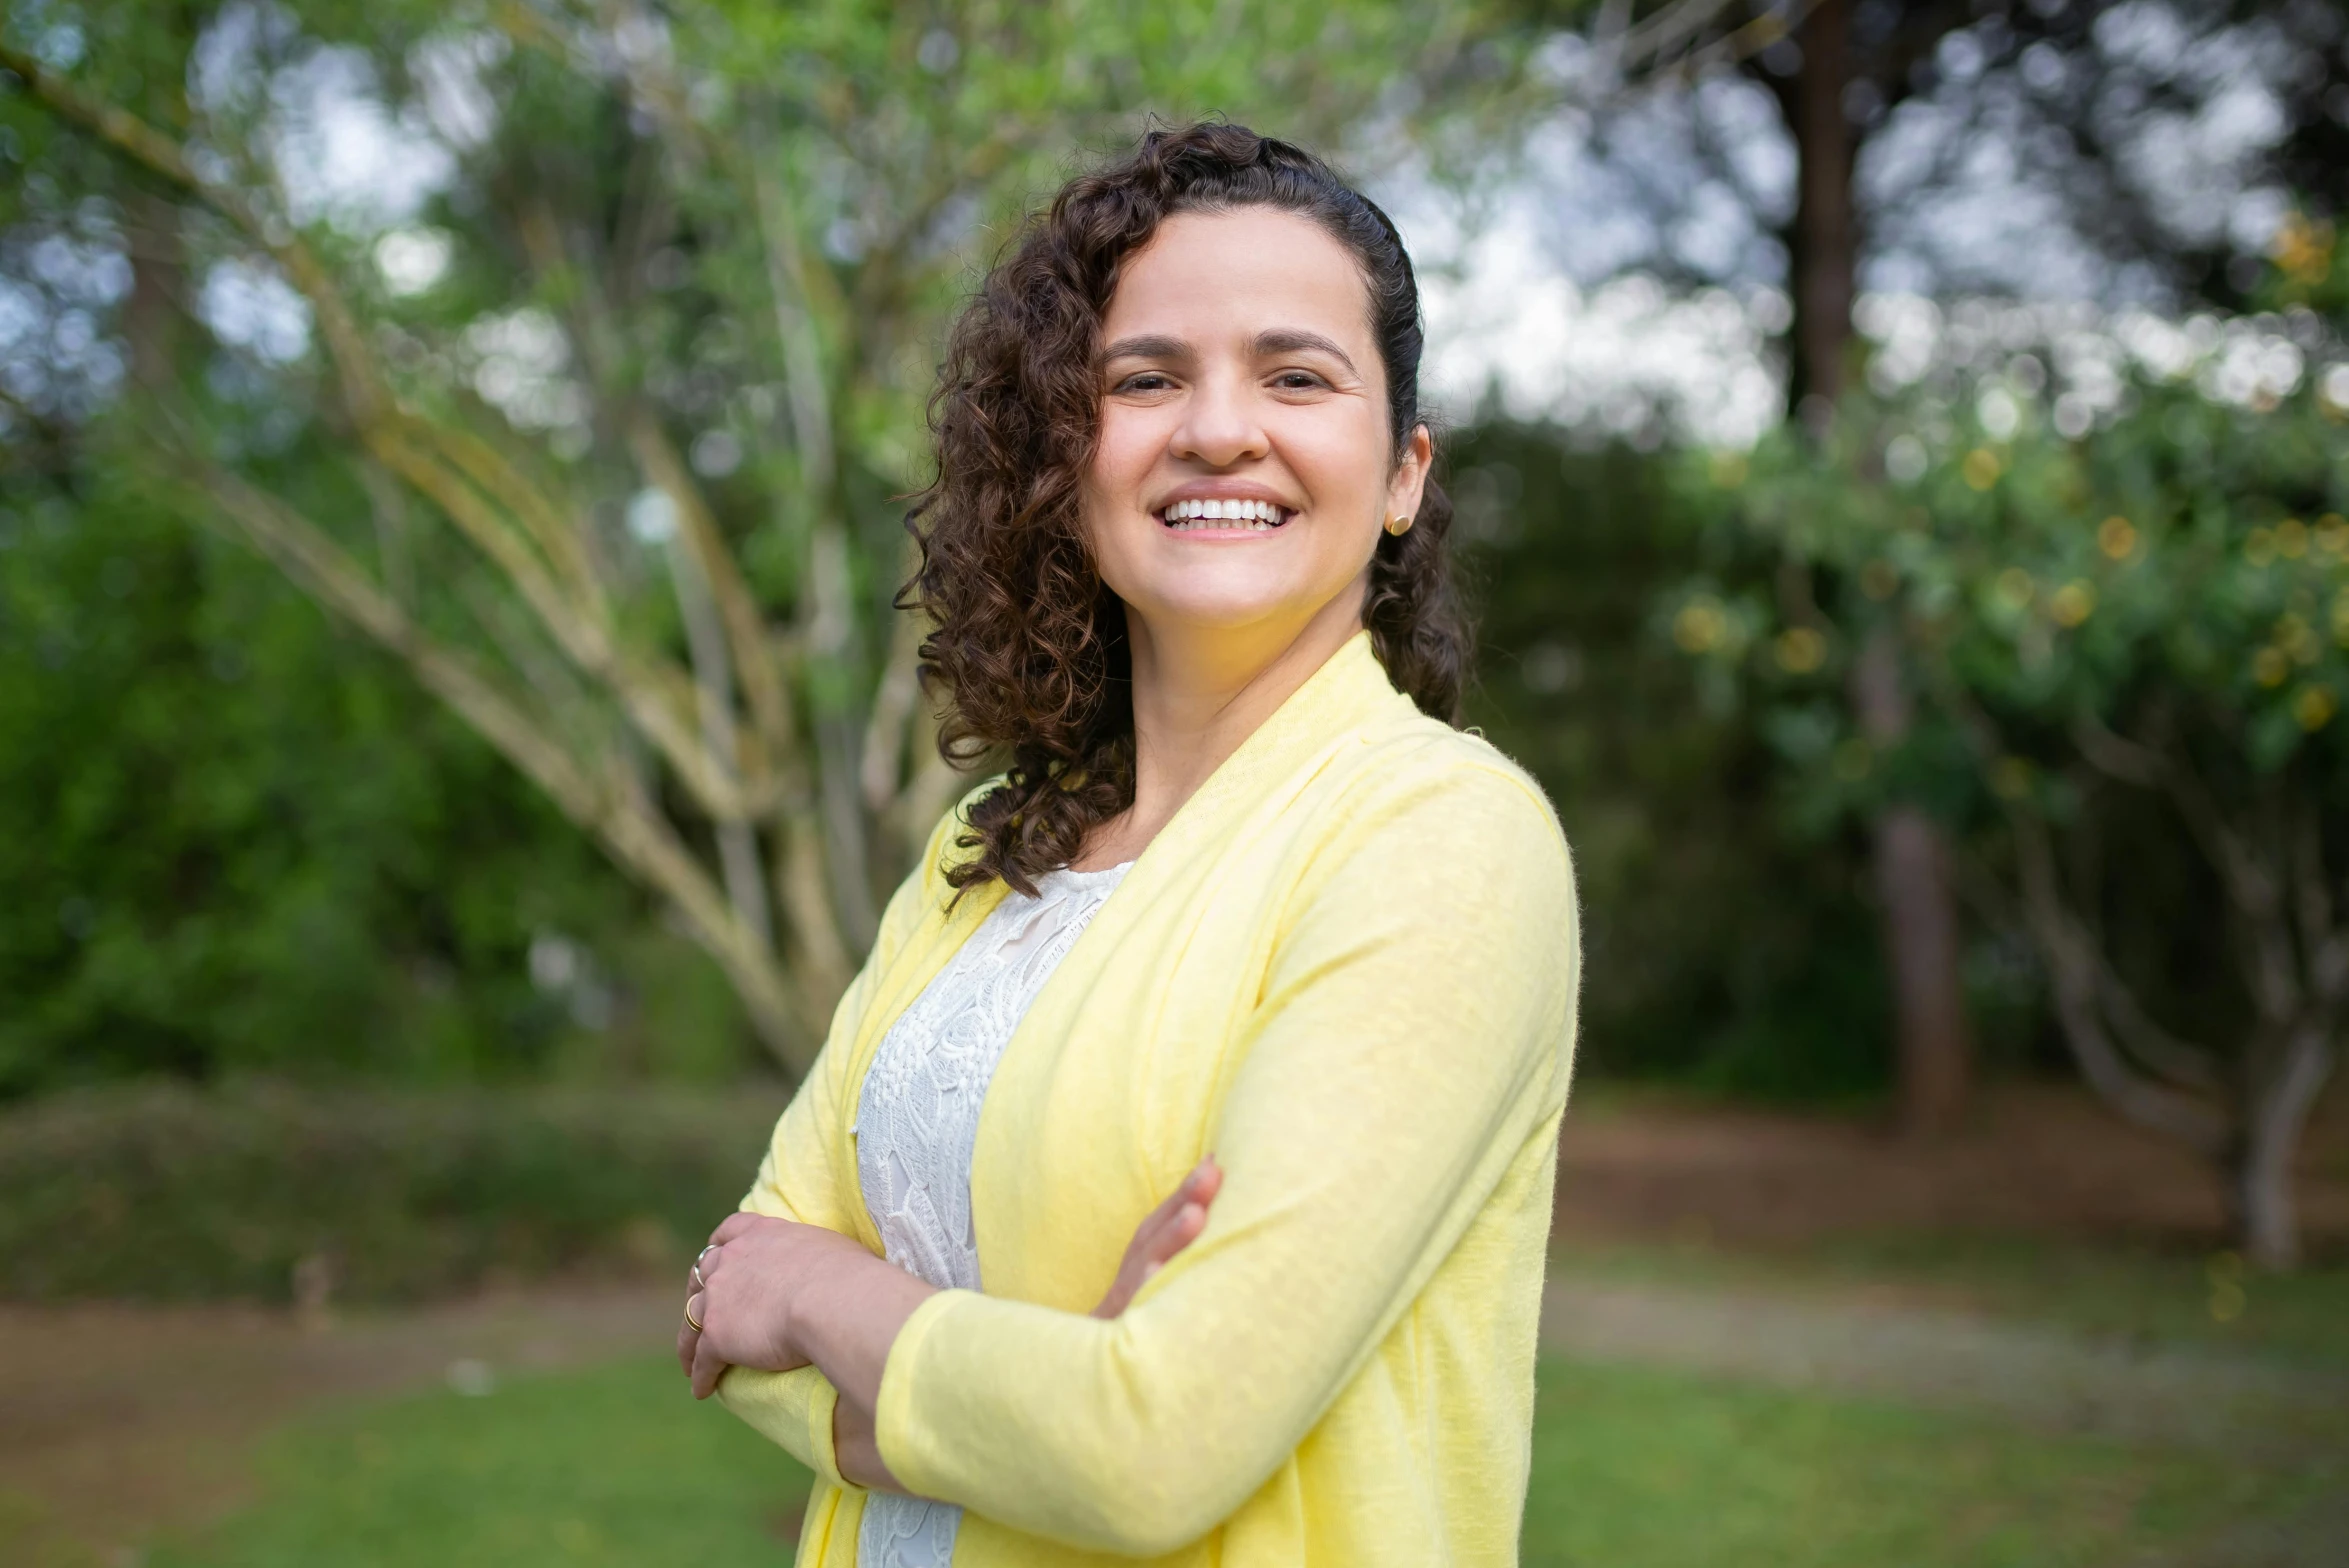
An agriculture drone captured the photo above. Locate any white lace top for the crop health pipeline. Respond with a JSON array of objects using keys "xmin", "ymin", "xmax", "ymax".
[{"xmin": 852, "ymin": 860, "xmax": 1133, "ymax": 1567}]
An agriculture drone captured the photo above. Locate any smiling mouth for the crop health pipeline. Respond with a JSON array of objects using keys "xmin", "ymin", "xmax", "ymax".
[{"xmin": 1157, "ymin": 497, "xmax": 1293, "ymax": 532}]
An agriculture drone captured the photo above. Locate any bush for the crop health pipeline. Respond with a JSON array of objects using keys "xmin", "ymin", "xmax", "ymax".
[
  {"xmin": 0, "ymin": 1079, "xmax": 790, "ymax": 1303},
  {"xmin": 1452, "ymin": 424, "xmax": 1896, "ymax": 1100},
  {"xmin": 0, "ymin": 480, "xmax": 762, "ymax": 1096}
]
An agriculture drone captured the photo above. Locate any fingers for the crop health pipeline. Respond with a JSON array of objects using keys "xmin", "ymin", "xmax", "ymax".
[
  {"xmin": 1093, "ymin": 1157, "xmax": 1225, "ymax": 1319},
  {"xmin": 707, "ymin": 1211, "xmax": 766, "ymax": 1247},
  {"xmin": 1133, "ymin": 1158, "xmax": 1222, "ymax": 1266},
  {"xmin": 677, "ymin": 1281, "xmax": 709, "ymax": 1378},
  {"xmin": 689, "ymin": 1297, "xmax": 728, "ymax": 1399}
]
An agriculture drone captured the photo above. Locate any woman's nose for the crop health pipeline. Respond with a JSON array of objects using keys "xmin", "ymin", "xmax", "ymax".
[{"xmin": 1170, "ymin": 376, "xmax": 1269, "ymax": 468}]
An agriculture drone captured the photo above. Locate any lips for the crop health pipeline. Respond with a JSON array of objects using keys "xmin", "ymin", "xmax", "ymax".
[{"xmin": 1157, "ymin": 497, "xmax": 1292, "ymax": 531}]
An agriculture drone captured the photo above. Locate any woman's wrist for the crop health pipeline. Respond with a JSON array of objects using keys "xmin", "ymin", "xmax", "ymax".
[
  {"xmin": 789, "ymin": 1243, "xmax": 937, "ymax": 1415},
  {"xmin": 831, "ymin": 1389, "xmax": 904, "ymax": 1491}
]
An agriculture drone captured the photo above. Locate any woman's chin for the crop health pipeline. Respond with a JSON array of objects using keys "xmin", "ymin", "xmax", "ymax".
[{"xmin": 1121, "ymin": 577, "xmax": 1353, "ymax": 640}]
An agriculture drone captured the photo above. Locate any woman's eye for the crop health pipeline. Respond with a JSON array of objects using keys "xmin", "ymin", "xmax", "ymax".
[
  {"xmin": 1273, "ymin": 371, "xmax": 1325, "ymax": 391},
  {"xmin": 1117, "ymin": 372, "xmax": 1174, "ymax": 393}
]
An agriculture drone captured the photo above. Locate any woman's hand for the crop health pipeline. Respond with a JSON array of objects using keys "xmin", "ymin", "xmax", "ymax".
[
  {"xmin": 685, "ymin": 1159, "xmax": 1222, "ymax": 1490},
  {"xmin": 677, "ymin": 1212, "xmax": 883, "ymax": 1399},
  {"xmin": 1094, "ymin": 1156, "xmax": 1222, "ymax": 1318}
]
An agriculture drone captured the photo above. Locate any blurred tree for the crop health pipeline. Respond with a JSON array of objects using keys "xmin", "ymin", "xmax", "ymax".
[
  {"xmin": 1664, "ymin": 234, "xmax": 2349, "ymax": 1264},
  {"xmin": 0, "ymin": 1, "xmax": 1495, "ymax": 1073},
  {"xmin": 0, "ymin": 449, "xmax": 696, "ymax": 1094},
  {"xmin": 1502, "ymin": 0, "xmax": 2349, "ymax": 1133},
  {"xmin": 1454, "ymin": 424, "xmax": 1895, "ymax": 1102}
]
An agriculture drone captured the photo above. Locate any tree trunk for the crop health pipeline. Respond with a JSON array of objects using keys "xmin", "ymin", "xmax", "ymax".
[
  {"xmin": 1853, "ymin": 628, "xmax": 1973, "ymax": 1135},
  {"xmin": 1871, "ymin": 805, "xmax": 1971, "ymax": 1131},
  {"xmin": 2232, "ymin": 1026, "xmax": 2335, "ymax": 1270},
  {"xmin": 1783, "ymin": 0, "xmax": 1857, "ymax": 411},
  {"xmin": 1780, "ymin": 2, "xmax": 1973, "ymax": 1132}
]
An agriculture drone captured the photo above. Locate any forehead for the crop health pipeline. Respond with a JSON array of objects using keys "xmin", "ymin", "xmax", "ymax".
[{"xmin": 1103, "ymin": 207, "xmax": 1374, "ymax": 350}]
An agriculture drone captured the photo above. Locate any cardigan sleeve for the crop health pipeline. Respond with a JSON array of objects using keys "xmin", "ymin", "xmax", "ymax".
[
  {"xmin": 716, "ymin": 791, "xmax": 979, "ymax": 1485},
  {"xmin": 870, "ymin": 759, "xmax": 1580, "ymax": 1555}
]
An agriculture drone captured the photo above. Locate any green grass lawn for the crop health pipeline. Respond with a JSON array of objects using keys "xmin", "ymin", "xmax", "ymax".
[
  {"xmin": 143, "ymin": 1351, "xmax": 2325, "ymax": 1568},
  {"xmin": 1521, "ymin": 1359, "xmax": 2321, "ymax": 1568},
  {"xmin": 147, "ymin": 1356, "xmax": 813, "ymax": 1568}
]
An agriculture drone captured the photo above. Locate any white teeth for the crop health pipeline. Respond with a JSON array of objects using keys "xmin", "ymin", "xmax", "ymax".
[{"xmin": 1161, "ymin": 497, "xmax": 1286, "ymax": 530}]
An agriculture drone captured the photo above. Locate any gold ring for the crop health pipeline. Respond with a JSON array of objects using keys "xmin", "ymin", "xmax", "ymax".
[{"xmin": 683, "ymin": 1294, "xmax": 705, "ymax": 1334}]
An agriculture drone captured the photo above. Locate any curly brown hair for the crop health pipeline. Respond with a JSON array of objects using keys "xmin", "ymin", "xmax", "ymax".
[{"xmin": 905, "ymin": 121, "xmax": 1471, "ymax": 895}]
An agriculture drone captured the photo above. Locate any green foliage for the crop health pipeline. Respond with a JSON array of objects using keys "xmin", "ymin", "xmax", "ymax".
[
  {"xmin": 0, "ymin": 461, "xmax": 756, "ymax": 1095},
  {"xmin": 1658, "ymin": 339, "xmax": 2349, "ymax": 1082},
  {"xmin": 1666, "ymin": 379, "xmax": 2349, "ymax": 815},
  {"xmin": 1454, "ymin": 423, "xmax": 1894, "ymax": 1099},
  {"xmin": 0, "ymin": 1079, "xmax": 787, "ymax": 1302}
]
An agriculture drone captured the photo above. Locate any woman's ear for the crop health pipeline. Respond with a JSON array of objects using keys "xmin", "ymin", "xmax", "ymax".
[{"xmin": 1389, "ymin": 424, "xmax": 1434, "ymax": 524}]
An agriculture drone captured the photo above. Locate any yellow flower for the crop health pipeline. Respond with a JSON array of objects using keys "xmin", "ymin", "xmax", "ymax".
[
  {"xmin": 2254, "ymin": 647, "xmax": 2291, "ymax": 687},
  {"xmin": 1673, "ymin": 600, "xmax": 1727, "ymax": 654},
  {"xmin": 2294, "ymin": 685, "xmax": 2336, "ymax": 732},
  {"xmin": 1774, "ymin": 626, "xmax": 1827, "ymax": 673},
  {"xmin": 2245, "ymin": 528, "xmax": 2277, "ymax": 567},
  {"xmin": 2318, "ymin": 515, "xmax": 2349, "ymax": 558},
  {"xmin": 2096, "ymin": 515, "xmax": 2137, "ymax": 560},
  {"xmin": 1709, "ymin": 451, "xmax": 1749, "ymax": 488},
  {"xmin": 1962, "ymin": 448, "xmax": 2002, "ymax": 491},
  {"xmin": 1994, "ymin": 568, "xmax": 2035, "ymax": 610},
  {"xmin": 2279, "ymin": 613, "xmax": 2321, "ymax": 664},
  {"xmin": 2277, "ymin": 518, "xmax": 2309, "ymax": 559},
  {"xmin": 2271, "ymin": 211, "xmax": 2335, "ymax": 285},
  {"xmin": 2050, "ymin": 580, "xmax": 2097, "ymax": 627},
  {"xmin": 2332, "ymin": 588, "xmax": 2349, "ymax": 645}
]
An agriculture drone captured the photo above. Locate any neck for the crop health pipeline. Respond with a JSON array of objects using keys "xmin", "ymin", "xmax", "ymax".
[{"xmin": 1075, "ymin": 579, "xmax": 1367, "ymax": 870}]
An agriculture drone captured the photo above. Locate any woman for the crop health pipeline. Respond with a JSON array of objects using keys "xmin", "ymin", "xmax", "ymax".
[{"xmin": 678, "ymin": 122, "xmax": 1580, "ymax": 1567}]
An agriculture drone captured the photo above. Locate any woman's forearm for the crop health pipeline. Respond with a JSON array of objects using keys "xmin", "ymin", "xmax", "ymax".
[
  {"xmin": 831, "ymin": 1385, "xmax": 905, "ymax": 1490},
  {"xmin": 787, "ymin": 1243, "xmax": 936, "ymax": 1431}
]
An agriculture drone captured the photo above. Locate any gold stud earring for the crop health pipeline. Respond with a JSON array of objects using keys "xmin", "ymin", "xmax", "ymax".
[{"xmin": 1384, "ymin": 514, "xmax": 1413, "ymax": 536}]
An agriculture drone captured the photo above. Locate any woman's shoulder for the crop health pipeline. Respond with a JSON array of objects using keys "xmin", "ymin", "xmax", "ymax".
[
  {"xmin": 1350, "ymin": 708, "xmax": 1563, "ymax": 829},
  {"xmin": 1310, "ymin": 708, "xmax": 1575, "ymax": 888}
]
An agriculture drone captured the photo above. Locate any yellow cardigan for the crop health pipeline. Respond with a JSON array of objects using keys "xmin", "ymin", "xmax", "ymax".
[{"xmin": 721, "ymin": 628, "xmax": 1581, "ymax": 1565}]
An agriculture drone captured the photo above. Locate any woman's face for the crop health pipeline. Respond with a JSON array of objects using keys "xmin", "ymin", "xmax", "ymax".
[{"xmin": 1082, "ymin": 207, "xmax": 1430, "ymax": 650}]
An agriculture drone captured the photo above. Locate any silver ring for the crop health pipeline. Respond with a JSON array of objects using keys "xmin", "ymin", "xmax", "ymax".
[{"xmin": 693, "ymin": 1242, "xmax": 721, "ymax": 1289}]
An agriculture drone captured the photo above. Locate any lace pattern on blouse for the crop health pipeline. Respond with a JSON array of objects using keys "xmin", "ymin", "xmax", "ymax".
[{"xmin": 853, "ymin": 861, "xmax": 1131, "ymax": 1568}]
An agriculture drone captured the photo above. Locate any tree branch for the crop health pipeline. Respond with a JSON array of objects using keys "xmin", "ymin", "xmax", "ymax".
[
  {"xmin": 9, "ymin": 52, "xmax": 785, "ymax": 828},
  {"xmin": 2008, "ymin": 808, "xmax": 2229, "ymax": 1154},
  {"xmin": 182, "ymin": 453, "xmax": 815, "ymax": 1071}
]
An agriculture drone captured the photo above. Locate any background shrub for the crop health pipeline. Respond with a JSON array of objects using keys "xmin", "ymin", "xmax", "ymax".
[{"xmin": 0, "ymin": 1080, "xmax": 788, "ymax": 1302}]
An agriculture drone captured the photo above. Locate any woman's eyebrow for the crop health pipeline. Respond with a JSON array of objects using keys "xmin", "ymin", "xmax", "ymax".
[
  {"xmin": 1100, "ymin": 334, "xmax": 1191, "ymax": 364},
  {"xmin": 1253, "ymin": 329, "xmax": 1358, "ymax": 377}
]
